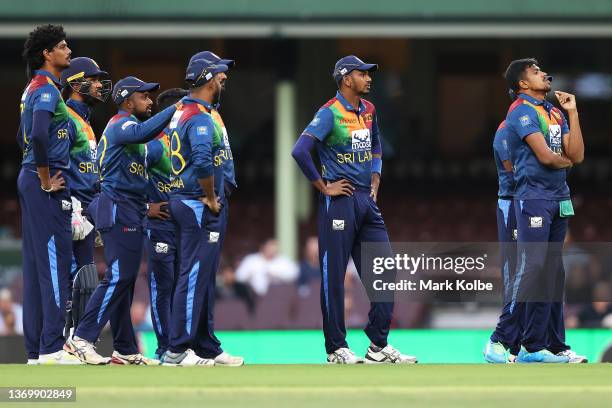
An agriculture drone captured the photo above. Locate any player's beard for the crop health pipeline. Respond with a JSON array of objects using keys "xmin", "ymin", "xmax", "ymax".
[
  {"xmin": 134, "ymin": 109, "xmax": 152, "ymax": 121},
  {"xmin": 212, "ymin": 87, "xmax": 222, "ymax": 106}
]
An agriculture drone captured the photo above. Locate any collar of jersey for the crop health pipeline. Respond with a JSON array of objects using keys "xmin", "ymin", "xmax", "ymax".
[
  {"xmin": 518, "ymin": 93, "xmax": 554, "ymax": 111},
  {"xmin": 67, "ymin": 98, "xmax": 91, "ymax": 121},
  {"xmin": 117, "ymin": 108, "xmax": 138, "ymax": 121},
  {"xmin": 335, "ymin": 91, "xmax": 365, "ymax": 114},
  {"xmin": 183, "ymin": 96, "xmax": 214, "ymax": 111},
  {"xmin": 34, "ymin": 69, "xmax": 61, "ymax": 87}
]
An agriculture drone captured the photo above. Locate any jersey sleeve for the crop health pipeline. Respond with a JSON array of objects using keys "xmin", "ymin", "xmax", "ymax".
[
  {"xmin": 188, "ymin": 114, "xmax": 215, "ymax": 179},
  {"xmin": 113, "ymin": 105, "xmax": 176, "ymax": 145},
  {"xmin": 506, "ymin": 104, "xmax": 541, "ymax": 140},
  {"xmin": 32, "ymin": 86, "xmax": 60, "ymax": 113},
  {"xmin": 302, "ymin": 107, "xmax": 333, "ymax": 142},
  {"xmin": 145, "ymin": 138, "xmax": 164, "ymax": 168},
  {"xmin": 493, "ymin": 128, "xmax": 511, "ymax": 162}
]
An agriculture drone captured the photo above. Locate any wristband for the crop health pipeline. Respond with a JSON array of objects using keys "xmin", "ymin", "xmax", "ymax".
[{"xmin": 41, "ymin": 185, "xmax": 52, "ymax": 193}]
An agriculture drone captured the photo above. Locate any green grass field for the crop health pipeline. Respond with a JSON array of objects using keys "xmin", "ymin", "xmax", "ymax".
[{"xmin": 1, "ymin": 364, "xmax": 611, "ymax": 408}]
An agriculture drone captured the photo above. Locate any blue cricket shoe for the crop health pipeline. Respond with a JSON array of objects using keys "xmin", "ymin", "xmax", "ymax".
[
  {"xmin": 484, "ymin": 340, "xmax": 508, "ymax": 363},
  {"xmin": 517, "ymin": 347, "xmax": 569, "ymax": 363}
]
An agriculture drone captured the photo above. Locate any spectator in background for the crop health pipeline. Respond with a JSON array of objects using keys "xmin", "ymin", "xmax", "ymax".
[
  {"xmin": 0, "ymin": 288, "xmax": 23, "ymax": 335},
  {"xmin": 235, "ymin": 239, "xmax": 298, "ymax": 296},
  {"xmin": 297, "ymin": 237, "xmax": 320, "ymax": 297},
  {"xmin": 216, "ymin": 265, "xmax": 256, "ymax": 315}
]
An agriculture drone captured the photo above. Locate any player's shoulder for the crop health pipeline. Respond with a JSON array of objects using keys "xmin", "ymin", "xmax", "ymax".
[
  {"xmin": 181, "ymin": 103, "xmax": 213, "ymax": 124},
  {"xmin": 494, "ymin": 121, "xmax": 510, "ymax": 142},
  {"xmin": 506, "ymin": 101, "xmax": 537, "ymax": 123},
  {"xmin": 28, "ymin": 75, "xmax": 55, "ymax": 94},
  {"xmin": 360, "ymin": 98, "xmax": 376, "ymax": 113},
  {"xmin": 321, "ymin": 96, "xmax": 338, "ymax": 110},
  {"xmin": 107, "ymin": 113, "xmax": 135, "ymax": 131}
]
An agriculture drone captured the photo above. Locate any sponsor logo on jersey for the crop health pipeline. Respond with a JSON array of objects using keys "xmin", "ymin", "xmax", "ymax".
[{"xmin": 351, "ymin": 129, "xmax": 371, "ymax": 151}]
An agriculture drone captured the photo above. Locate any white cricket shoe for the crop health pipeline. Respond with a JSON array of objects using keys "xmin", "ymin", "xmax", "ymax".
[
  {"xmin": 111, "ymin": 351, "xmax": 160, "ymax": 365},
  {"xmin": 365, "ymin": 344, "xmax": 417, "ymax": 364},
  {"xmin": 327, "ymin": 347, "xmax": 365, "ymax": 364},
  {"xmin": 64, "ymin": 336, "xmax": 110, "ymax": 365},
  {"xmin": 38, "ymin": 349, "xmax": 83, "ymax": 365},
  {"xmin": 26, "ymin": 359, "xmax": 39, "ymax": 365},
  {"xmin": 160, "ymin": 349, "xmax": 215, "ymax": 366},
  {"xmin": 557, "ymin": 350, "xmax": 588, "ymax": 363},
  {"xmin": 214, "ymin": 351, "xmax": 244, "ymax": 367}
]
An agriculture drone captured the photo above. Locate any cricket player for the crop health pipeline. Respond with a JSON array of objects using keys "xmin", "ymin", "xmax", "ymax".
[
  {"xmin": 503, "ymin": 58, "xmax": 586, "ymax": 363},
  {"xmin": 18, "ymin": 24, "xmax": 81, "ymax": 365},
  {"xmin": 161, "ymin": 58, "xmax": 242, "ymax": 366},
  {"xmin": 144, "ymin": 88, "xmax": 188, "ymax": 358},
  {"xmin": 59, "ymin": 57, "xmax": 111, "ymax": 337},
  {"xmin": 184, "ymin": 51, "xmax": 240, "ymax": 365},
  {"xmin": 64, "ymin": 76, "xmax": 179, "ymax": 365},
  {"xmin": 291, "ymin": 55, "xmax": 416, "ymax": 364},
  {"xmin": 484, "ymin": 119, "xmax": 521, "ymax": 363},
  {"xmin": 60, "ymin": 57, "xmax": 111, "ymax": 273}
]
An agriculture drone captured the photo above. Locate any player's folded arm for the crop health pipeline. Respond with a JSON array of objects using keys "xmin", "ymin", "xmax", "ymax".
[{"xmin": 559, "ymin": 111, "xmax": 584, "ymax": 164}]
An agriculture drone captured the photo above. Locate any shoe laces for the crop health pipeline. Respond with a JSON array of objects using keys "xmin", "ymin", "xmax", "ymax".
[
  {"xmin": 337, "ymin": 348, "xmax": 355, "ymax": 361},
  {"xmin": 381, "ymin": 345, "xmax": 401, "ymax": 359}
]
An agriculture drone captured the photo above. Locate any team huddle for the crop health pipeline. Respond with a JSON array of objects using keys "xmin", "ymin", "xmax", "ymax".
[
  {"xmin": 16, "ymin": 24, "xmax": 587, "ymax": 366},
  {"xmin": 18, "ymin": 24, "xmax": 241, "ymax": 366}
]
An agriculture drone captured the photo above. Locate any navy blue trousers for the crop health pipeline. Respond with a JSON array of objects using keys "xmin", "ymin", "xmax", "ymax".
[
  {"xmin": 18, "ymin": 167, "xmax": 72, "ymax": 358},
  {"xmin": 317, "ymin": 188, "xmax": 394, "ymax": 354},
  {"xmin": 146, "ymin": 227, "xmax": 179, "ymax": 357},
  {"xmin": 490, "ymin": 199, "xmax": 522, "ymax": 355},
  {"xmin": 74, "ymin": 194, "xmax": 143, "ymax": 355},
  {"xmin": 167, "ymin": 198, "xmax": 225, "ymax": 356},
  {"xmin": 194, "ymin": 200, "xmax": 227, "ymax": 358},
  {"xmin": 512, "ymin": 199, "xmax": 570, "ymax": 353}
]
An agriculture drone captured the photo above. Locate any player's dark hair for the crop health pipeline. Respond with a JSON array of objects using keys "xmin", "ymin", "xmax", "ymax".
[
  {"xmin": 156, "ymin": 88, "xmax": 189, "ymax": 110},
  {"xmin": 504, "ymin": 58, "xmax": 538, "ymax": 92},
  {"xmin": 22, "ymin": 24, "xmax": 66, "ymax": 79}
]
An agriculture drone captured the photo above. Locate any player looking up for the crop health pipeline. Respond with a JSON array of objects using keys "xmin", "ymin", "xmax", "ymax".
[{"xmin": 503, "ymin": 58, "xmax": 586, "ymax": 364}]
